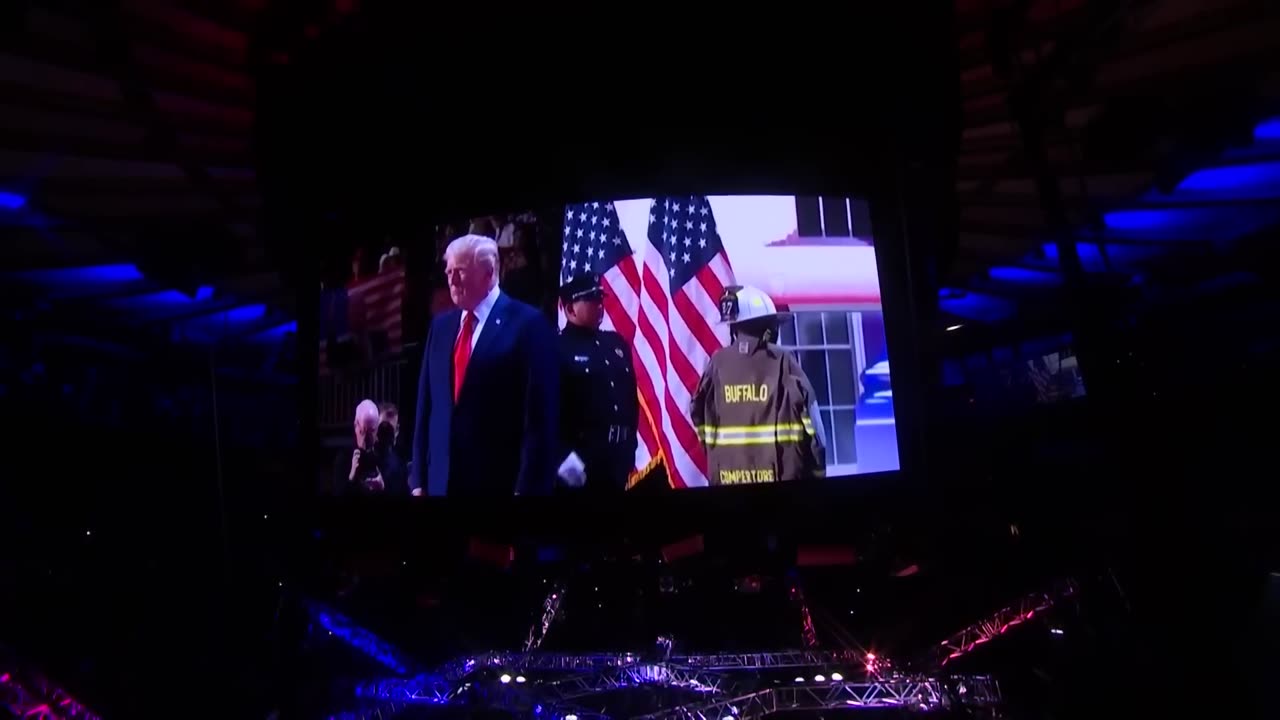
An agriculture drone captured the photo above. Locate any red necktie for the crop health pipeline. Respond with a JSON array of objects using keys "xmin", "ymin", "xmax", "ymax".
[{"xmin": 453, "ymin": 311, "xmax": 476, "ymax": 402}]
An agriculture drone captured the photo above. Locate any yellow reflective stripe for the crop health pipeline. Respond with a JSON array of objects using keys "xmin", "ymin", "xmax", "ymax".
[
  {"xmin": 705, "ymin": 423, "xmax": 807, "ymax": 433},
  {"xmin": 698, "ymin": 421, "xmax": 817, "ymax": 443},
  {"xmin": 708, "ymin": 433, "xmax": 805, "ymax": 447},
  {"xmin": 698, "ymin": 425, "xmax": 810, "ymax": 447}
]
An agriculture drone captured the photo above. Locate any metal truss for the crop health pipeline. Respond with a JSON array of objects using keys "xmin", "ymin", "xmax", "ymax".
[
  {"xmin": 354, "ymin": 649, "xmax": 872, "ymax": 705},
  {"xmin": 789, "ymin": 585, "xmax": 818, "ymax": 649},
  {"xmin": 466, "ymin": 650, "xmax": 866, "ymax": 671},
  {"xmin": 634, "ymin": 677, "xmax": 1002, "ymax": 720},
  {"xmin": 354, "ymin": 653, "xmax": 999, "ymax": 719},
  {"xmin": 927, "ymin": 579, "xmax": 1079, "ymax": 668},
  {"xmin": 672, "ymin": 650, "xmax": 863, "ymax": 670},
  {"xmin": 319, "ymin": 590, "xmax": 1032, "ymax": 720},
  {"xmin": 305, "ymin": 598, "xmax": 419, "ymax": 674},
  {"xmin": 0, "ymin": 670, "xmax": 101, "ymax": 720},
  {"xmin": 357, "ymin": 660, "xmax": 728, "ymax": 708},
  {"xmin": 545, "ymin": 663, "xmax": 729, "ymax": 701},
  {"xmin": 525, "ymin": 585, "xmax": 566, "ymax": 652},
  {"xmin": 1, "ymin": 672, "xmax": 46, "ymax": 720}
]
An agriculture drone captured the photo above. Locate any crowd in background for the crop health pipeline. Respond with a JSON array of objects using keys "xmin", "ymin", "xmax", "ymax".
[{"xmin": 320, "ymin": 209, "xmax": 560, "ymax": 373}]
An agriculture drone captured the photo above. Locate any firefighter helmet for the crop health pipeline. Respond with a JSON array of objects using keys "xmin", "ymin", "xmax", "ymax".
[{"xmin": 719, "ymin": 285, "xmax": 791, "ymax": 325}]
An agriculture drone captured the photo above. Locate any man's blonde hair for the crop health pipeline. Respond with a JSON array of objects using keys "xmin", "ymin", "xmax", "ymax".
[{"xmin": 445, "ymin": 233, "xmax": 499, "ymax": 285}]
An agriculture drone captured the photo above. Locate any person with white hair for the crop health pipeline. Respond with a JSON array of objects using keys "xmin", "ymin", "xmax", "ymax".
[
  {"xmin": 410, "ymin": 234, "xmax": 560, "ymax": 496},
  {"xmin": 336, "ymin": 399, "xmax": 385, "ymax": 494}
]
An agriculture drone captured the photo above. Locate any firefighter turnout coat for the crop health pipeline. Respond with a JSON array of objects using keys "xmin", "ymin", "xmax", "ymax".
[{"xmin": 691, "ymin": 333, "xmax": 827, "ymax": 485}]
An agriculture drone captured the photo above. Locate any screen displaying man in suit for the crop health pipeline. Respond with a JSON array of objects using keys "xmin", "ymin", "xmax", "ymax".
[{"xmin": 410, "ymin": 234, "xmax": 559, "ymax": 497}]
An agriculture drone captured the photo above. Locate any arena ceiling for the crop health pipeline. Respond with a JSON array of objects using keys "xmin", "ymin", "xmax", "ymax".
[{"xmin": 1, "ymin": 0, "xmax": 1278, "ymax": 355}]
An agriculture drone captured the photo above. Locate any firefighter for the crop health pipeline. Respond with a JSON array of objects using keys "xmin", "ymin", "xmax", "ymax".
[
  {"xmin": 556, "ymin": 272, "xmax": 639, "ymax": 492},
  {"xmin": 691, "ymin": 285, "xmax": 827, "ymax": 485}
]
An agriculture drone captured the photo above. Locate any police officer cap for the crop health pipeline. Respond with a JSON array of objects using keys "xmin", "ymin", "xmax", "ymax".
[{"xmin": 559, "ymin": 272, "xmax": 605, "ymax": 303}]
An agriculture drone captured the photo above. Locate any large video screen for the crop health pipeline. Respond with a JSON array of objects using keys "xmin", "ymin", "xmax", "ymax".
[{"xmin": 317, "ymin": 195, "xmax": 899, "ymax": 497}]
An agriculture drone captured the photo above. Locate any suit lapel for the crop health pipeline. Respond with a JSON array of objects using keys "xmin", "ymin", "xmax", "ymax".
[
  {"xmin": 470, "ymin": 292, "xmax": 508, "ymax": 365},
  {"xmin": 440, "ymin": 308, "xmax": 462, "ymax": 395}
]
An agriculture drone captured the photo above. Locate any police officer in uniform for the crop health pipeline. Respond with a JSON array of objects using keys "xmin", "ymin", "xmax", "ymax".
[{"xmin": 556, "ymin": 273, "xmax": 638, "ymax": 492}]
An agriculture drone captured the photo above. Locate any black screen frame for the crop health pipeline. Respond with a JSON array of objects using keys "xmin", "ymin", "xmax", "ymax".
[{"xmin": 271, "ymin": 1, "xmax": 954, "ymax": 538}]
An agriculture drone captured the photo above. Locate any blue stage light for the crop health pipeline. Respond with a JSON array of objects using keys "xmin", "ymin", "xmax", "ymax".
[
  {"xmin": 1102, "ymin": 209, "xmax": 1181, "ymax": 232},
  {"xmin": 987, "ymin": 266, "xmax": 1063, "ymax": 287},
  {"xmin": 1103, "ymin": 206, "xmax": 1278, "ymax": 240},
  {"xmin": 106, "ymin": 290, "xmax": 195, "ymax": 312},
  {"xmin": 247, "ymin": 320, "xmax": 297, "ymax": 342},
  {"xmin": 176, "ymin": 304, "xmax": 269, "ymax": 342},
  {"xmin": 0, "ymin": 191, "xmax": 27, "ymax": 210},
  {"xmin": 1040, "ymin": 242, "xmax": 1163, "ymax": 272},
  {"xmin": 11, "ymin": 264, "xmax": 144, "ymax": 286},
  {"xmin": 1176, "ymin": 161, "xmax": 1280, "ymax": 197},
  {"xmin": 1254, "ymin": 117, "xmax": 1280, "ymax": 142},
  {"xmin": 939, "ymin": 288, "xmax": 1015, "ymax": 323}
]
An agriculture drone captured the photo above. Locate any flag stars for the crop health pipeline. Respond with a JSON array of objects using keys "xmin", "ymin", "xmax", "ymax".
[{"xmin": 560, "ymin": 202, "xmax": 634, "ymax": 283}]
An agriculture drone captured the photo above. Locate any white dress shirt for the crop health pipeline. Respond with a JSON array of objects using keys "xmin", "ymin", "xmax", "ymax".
[{"xmin": 458, "ymin": 283, "xmax": 501, "ymax": 352}]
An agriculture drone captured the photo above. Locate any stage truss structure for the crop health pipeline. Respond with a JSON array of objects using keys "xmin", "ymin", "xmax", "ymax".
[
  {"xmin": 925, "ymin": 579, "xmax": 1078, "ymax": 668},
  {"xmin": 0, "ymin": 667, "xmax": 101, "ymax": 720},
  {"xmin": 789, "ymin": 584, "xmax": 818, "ymax": 649},
  {"xmin": 350, "ymin": 651, "xmax": 1000, "ymax": 719},
  {"xmin": 633, "ymin": 676, "xmax": 1003, "ymax": 720},
  {"xmin": 316, "ymin": 578, "xmax": 1079, "ymax": 718},
  {"xmin": 525, "ymin": 585, "xmax": 566, "ymax": 652}
]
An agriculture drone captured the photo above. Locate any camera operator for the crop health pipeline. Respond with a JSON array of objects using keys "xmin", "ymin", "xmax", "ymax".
[
  {"xmin": 376, "ymin": 402, "xmax": 408, "ymax": 496},
  {"xmin": 336, "ymin": 399, "xmax": 387, "ymax": 495}
]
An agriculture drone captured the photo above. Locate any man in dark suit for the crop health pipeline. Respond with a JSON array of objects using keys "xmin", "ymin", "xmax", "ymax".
[{"xmin": 410, "ymin": 234, "xmax": 559, "ymax": 497}]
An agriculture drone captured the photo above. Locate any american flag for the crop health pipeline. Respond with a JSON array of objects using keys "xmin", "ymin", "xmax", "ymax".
[
  {"xmin": 318, "ymin": 268, "xmax": 406, "ymax": 373},
  {"xmin": 561, "ymin": 197, "xmax": 734, "ymax": 488}
]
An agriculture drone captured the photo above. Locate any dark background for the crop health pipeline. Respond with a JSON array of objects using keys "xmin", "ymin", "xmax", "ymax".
[{"xmin": 2, "ymin": 1, "xmax": 1277, "ymax": 719}]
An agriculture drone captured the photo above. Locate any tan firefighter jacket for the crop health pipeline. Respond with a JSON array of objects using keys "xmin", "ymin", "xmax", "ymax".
[{"xmin": 691, "ymin": 331, "xmax": 826, "ymax": 484}]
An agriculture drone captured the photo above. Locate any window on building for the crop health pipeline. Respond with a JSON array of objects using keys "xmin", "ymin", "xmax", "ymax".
[{"xmin": 776, "ymin": 310, "xmax": 867, "ymax": 474}]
